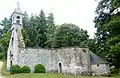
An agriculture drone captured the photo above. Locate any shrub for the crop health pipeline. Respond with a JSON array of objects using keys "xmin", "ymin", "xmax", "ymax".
[
  {"xmin": 10, "ymin": 65, "xmax": 21, "ymax": 74},
  {"xmin": 110, "ymin": 68, "xmax": 119, "ymax": 74},
  {"xmin": 20, "ymin": 66, "xmax": 31, "ymax": 73},
  {"xmin": 34, "ymin": 64, "xmax": 46, "ymax": 73}
]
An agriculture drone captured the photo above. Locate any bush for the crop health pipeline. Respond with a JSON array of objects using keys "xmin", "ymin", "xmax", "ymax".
[
  {"xmin": 110, "ymin": 68, "xmax": 119, "ymax": 74},
  {"xmin": 10, "ymin": 65, "xmax": 21, "ymax": 74},
  {"xmin": 34, "ymin": 64, "xmax": 46, "ymax": 73},
  {"xmin": 20, "ymin": 66, "xmax": 31, "ymax": 73}
]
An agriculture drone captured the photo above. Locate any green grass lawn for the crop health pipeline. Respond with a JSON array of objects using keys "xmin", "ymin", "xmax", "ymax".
[
  {"xmin": 0, "ymin": 59, "xmax": 118, "ymax": 78},
  {"xmin": 5, "ymin": 73, "xmax": 114, "ymax": 78}
]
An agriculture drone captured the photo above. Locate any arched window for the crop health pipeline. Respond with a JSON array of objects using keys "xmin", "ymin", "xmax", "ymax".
[
  {"xmin": 16, "ymin": 16, "xmax": 20, "ymax": 19},
  {"xmin": 16, "ymin": 20, "xmax": 20, "ymax": 24},
  {"xmin": 11, "ymin": 37, "xmax": 14, "ymax": 46}
]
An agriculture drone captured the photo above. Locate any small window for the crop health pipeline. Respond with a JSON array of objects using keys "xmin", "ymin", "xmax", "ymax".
[
  {"xmin": 11, "ymin": 37, "xmax": 14, "ymax": 46},
  {"xmin": 10, "ymin": 61, "xmax": 12, "ymax": 67},
  {"xmin": 16, "ymin": 16, "xmax": 20, "ymax": 19},
  {"xmin": 97, "ymin": 64, "xmax": 99, "ymax": 67},
  {"xmin": 10, "ymin": 51, "xmax": 11, "ymax": 55}
]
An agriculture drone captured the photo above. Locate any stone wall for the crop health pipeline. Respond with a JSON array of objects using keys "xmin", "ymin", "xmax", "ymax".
[
  {"xmin": 7, "ymin": 24, "xmax": 23, "ymax": 70},
  {"xmin": 91, "ymin": 64, "xmax": 110, "ymax": 75},
  {"xmin": 17, "ymin": 47, "xmax": 91, "ymax": 75}
]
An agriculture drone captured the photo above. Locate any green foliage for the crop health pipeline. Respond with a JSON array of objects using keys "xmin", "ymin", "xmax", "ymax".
[
  {"xmin": 10, "ymin": 65, "xmax": 31, "ymax": 74},
  {"xmin": 0, "ymin": 52, "xmax": 4, "ymax": 59},
  {"xmin": 0, "ymin": 30, "xmax": 11, "ymax": 47},
  {"xmin": 110, "ymin": 68, "xmax": 119, "ymax": 74},
  {"xmin": 34, "ymin": 64, "xmax": 46, "ymax": 73},
  {"xmin": 25, "ymin": 14, "xmax": 37, "ymax": 47},
  {"xmin": 112, "ymin": 0, "xmax": 120, "ymax": 8},
  {"xmin": 50, "ymin": 23, "xmax": 89, "ymax": 48},
  {"xmin": 94, "ymin": 0, "xmax": 113, "ymax": 58},
  {"xmin": 24, "ymin": 10, "xmax": 48, "ymax": 48},
  {"xmin": 10, "ymin": 65, "xmax": 21, "ymax": 74},
  {"xmin": 22, "ymin": 10, "xmax": 90, "ymax": 49},
  {"xmin": 20, "ymin": 66, "xmax": 31, "ymax": 73},
  {"xmin": 21, "ymin": 28, "xmax": 32, "ymax": 47},
  {"xmin": 0, "ymin": 28, "xmax": 3, "ymax": 37},
  {"xmin": 104, "ymin": 15, "xmax": 120, "ymax": 69},
  {"xmin": 23, "ymin": 11, "xmax": 29, "ymax": 29},
  {"xmin": 94, "ymin": 0, "xmax": 120, "ymax": 69},
  {"xmin": 1, "ymin": 17, "xmax": 11, "ymax": 33},
  {"xmin": 0, "ymin": 17, "xmax": 11, "ymax": 57},
  {"xmin": 87, "ymin": 39, "xmax": 98, "ymax": 54},
  {"xmin": 0, "ymin": 30, "xmax": 11, "ymax": 57},
  {"xmin": 34, "ymin": 10, "xmax": 47, "ymax": 48},
  {"xmin": 103, "ymin": 16, "xmax": 120, "ymax": 37},
  {"xmin": 45, "ymin": 13, "xmax": 56, "ymax": 48},
  {"xmin": 110, "ymin": 43, "xmax": 120, "ymax": 55},
  {"xmin": 106, "ymin": 35, "xmax": 120, "ymax": 46}
]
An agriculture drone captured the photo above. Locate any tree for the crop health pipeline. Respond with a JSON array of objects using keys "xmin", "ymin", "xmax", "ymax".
[
  {"xmin": 95, "ymin": 0, "xmax": 120, "ymax": 69},
  {"xmin": 23, "ymin": 11, "xmax": 29, "ymax": 29},
  {"xmin": 45, "ymin": 13, "xmax": 56, "ymax": 48},
  {"xmin": 94, "ymin": 0, "xmax": 113, "ymax": 58},
  {"xmin": 112, "ymin": 0, "xmax": 120, "ymax": 8},
  {"xmin": 104, "ymin": 14, "xmax": 120, "ymax": 69},
  {"xmin": 0, "ymin": 28, "xmax": 3, "ymax": 37},
  {"xmin": 34, "ymin": 10, "xmax": 47, "ymax": 48},
  {"xmin": 27, "ymin": 14, "xmax": 37, "ymax": 47},
  {"xmin": 0, "ymin": 30, "xmax": 11, "ymax": 57},
  {"xmin": 0, "ymin": 17, "xmax": 11, "ymax": 33},
  {"xmin": 0, "ymin": 17, "xmax": 11, "ymax": 58},
  {"xmin": 21, "ymin": 28, "xmax": 32, "ymax": 47},
  {"xmin": 87, "ymin": 38, "xmax": 98, "ymax": 54},
  {"xmin": 51, "ymin": 23, "xmax": 89, "ymax": 48}
]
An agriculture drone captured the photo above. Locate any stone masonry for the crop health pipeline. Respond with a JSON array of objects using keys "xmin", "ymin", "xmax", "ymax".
[{"xmin": 17, "ymin": 48, "xmax": 91, "ymax": 75}]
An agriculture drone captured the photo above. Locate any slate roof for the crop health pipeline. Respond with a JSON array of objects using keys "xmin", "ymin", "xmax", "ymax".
[{"xmin": 89, "ymin": 52, "xmax": 109, "ymax": 65}]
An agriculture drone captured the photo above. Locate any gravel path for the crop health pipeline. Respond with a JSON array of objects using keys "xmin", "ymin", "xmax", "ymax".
[{"xmin": 0, "ymin": 61, "xmax": 4, "ymax": 78}]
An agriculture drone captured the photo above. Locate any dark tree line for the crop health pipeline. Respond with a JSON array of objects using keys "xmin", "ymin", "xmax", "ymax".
[
  {"xmin": 94, "ymin": 0, "xmax": 120, "ymax": 69},
  {"xmin": 22, "ymin": 10, "xmax": 90, "ymax": 48}
]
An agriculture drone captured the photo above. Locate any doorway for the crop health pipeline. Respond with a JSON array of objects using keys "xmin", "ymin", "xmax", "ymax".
[{"xmin": 59, "ymin": 63, "xmax": 62, "ymax": 73}]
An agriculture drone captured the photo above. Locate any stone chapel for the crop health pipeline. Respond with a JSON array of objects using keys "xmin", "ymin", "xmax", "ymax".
[{"xmin": 7, "ymin": 4, "xmax": 110, "ymax": 76}]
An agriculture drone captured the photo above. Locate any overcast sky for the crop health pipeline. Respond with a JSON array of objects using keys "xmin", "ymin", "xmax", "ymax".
[{"xmin": 0, "ymin": 0, "xmax": 98, "ymax": 38}]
